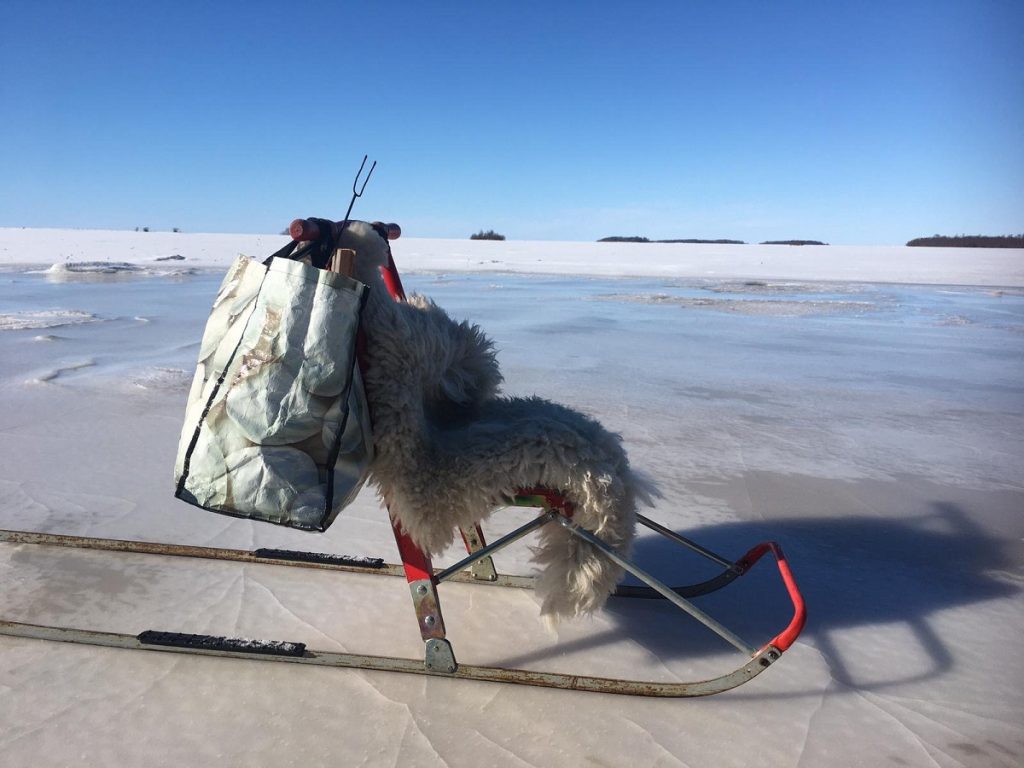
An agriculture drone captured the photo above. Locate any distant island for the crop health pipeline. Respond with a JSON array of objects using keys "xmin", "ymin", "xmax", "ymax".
[
  {"xmin": 470, "ymin": 229, "xmax": 506, "ymax": 241},
  {"xmin": 906, "ymin": 235, "xmax": 1024, "ymax": 248},
  {"xmin": 598, "ymin": 236, "xmax": 746, "ymax": 244},
  {"xmin": 760, "ymin": 240, "xmax": 828, "ymax": 246},
  {"xmin": 661, "ymin": 238, "xmax": 747, "ymax": 244}
]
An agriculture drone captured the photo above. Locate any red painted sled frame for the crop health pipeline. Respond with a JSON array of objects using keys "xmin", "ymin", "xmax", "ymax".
[{"xmin": 366, "ymin": 220, "xmax": 806, "ymax": 690}]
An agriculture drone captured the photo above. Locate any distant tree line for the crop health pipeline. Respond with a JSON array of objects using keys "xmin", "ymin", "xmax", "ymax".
[
  {"xmin": 906, "ymin": 234, "xmax": 1024, "ymax": 248},
  {"xmin": 470, "ymin": 229, "xmax": 506, "ymax": 241},
  {"xmin": 598, "ymin": 236, "xmax": 746, "ymax": 244},
  {"xmin": 597, "ymin": 236, "xmax": 828, "ymax": 245}
]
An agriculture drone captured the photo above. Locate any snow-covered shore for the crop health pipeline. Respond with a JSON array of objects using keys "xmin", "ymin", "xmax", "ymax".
[{"xmin": 2, "ymin": 227, "xmax": 1022, "ymax": 286}]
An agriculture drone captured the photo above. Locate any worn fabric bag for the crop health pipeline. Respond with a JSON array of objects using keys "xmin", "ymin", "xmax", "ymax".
[{"xmin": 173, "ymin": 253, "xmax": 372, "ymax": 531}]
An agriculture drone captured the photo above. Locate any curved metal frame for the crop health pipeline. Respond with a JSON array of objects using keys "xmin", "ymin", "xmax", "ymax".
[
  {"xmin": 0, "ymin": 507, "xmax": 806, "ymax": 697},
  {"xmin": 0, "ymin": 620, "xmax": 783, "ymax": 698}
]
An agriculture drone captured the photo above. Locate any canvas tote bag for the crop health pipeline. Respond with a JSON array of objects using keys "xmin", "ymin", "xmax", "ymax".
[{"xmin": 173, "ymin": 253, "xmax": 371, "ymax": 531}]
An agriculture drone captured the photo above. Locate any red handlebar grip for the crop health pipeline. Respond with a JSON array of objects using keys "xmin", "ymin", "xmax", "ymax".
[{"xmin": 289, "ymin": 219, "xmax": 320, "ymax": 241}]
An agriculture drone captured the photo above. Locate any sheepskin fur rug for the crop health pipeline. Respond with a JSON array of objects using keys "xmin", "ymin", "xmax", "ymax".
[{"xmin": 338, "ymin": 222, "xmax": 649, "ymax": 619}]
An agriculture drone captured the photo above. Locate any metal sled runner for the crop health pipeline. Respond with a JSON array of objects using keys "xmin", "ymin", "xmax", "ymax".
[
  {"xmin": 0, "ymin": 490, "xmax": 804, "ymax": 697},
  {"xmin": 0, "ymin": 209, "xmax": 806, "ymax": 697}
]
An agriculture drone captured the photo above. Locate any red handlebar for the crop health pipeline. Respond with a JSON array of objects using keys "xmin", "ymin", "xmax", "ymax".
[
  {"xmin": 289, "ymin": 218, "xmax": 322, "ymax": 241},
  {"xmin": 289, "ymin": 219, "xmax": 402, "ymax": 242}
]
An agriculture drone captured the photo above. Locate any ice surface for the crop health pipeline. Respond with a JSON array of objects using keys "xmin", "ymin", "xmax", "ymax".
[{"xmin": 0, "ymin": 231, "xmax": 1022, "ymax": 767}]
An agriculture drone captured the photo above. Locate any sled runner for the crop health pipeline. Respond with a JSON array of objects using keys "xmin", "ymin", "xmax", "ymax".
[
  {"xmin": 0, "ymin": 208, "xmax": 806, "ymax": 697},
  {"xmin": 0, "ymin": 501, "xmax": 803, "ymax": 697}
]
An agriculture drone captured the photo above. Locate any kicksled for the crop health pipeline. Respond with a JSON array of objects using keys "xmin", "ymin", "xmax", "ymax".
[
  {"xmin": 0, "ymin": 497, "xmax": 804, "ymax": 697},
  {"xmin": 0, "ymin": 184, "xmax": 805, "ymax": 697}
]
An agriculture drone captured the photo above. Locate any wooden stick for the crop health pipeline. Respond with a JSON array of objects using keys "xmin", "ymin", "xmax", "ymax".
[{"xmin": 329, "ymin": 248, "xmax": 355, "ymax": 277}]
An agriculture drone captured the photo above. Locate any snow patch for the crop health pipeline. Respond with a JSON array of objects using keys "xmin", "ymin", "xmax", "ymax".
[
  {"xmin": 0, "ymin": 309, "xmax": 100, "ymax": 331},
  {"xmin": 130, "ymin": 367, "xmax": 192, "ymax": 391},
  {"xmin": 41, "ymin": 261, "xmax": 199, "ymax": 281},
  {"xmin": 46, "ymin": 261, "xmax": 143, "ymax": 275},
  {"xmin": 593, "ymin": 293, "xmax": 881, "ymax": 316}
]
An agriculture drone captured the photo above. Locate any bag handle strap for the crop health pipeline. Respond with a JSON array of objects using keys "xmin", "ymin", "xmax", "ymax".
[{"xmin": 264, "ymin": 217, "xmax": 346, "ymax": 268}]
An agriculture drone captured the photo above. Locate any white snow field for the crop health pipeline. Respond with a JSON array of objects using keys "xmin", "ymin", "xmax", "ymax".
[{"xmin": 1, "ymin": 228, "xmax": 1022, "ymax": 767}]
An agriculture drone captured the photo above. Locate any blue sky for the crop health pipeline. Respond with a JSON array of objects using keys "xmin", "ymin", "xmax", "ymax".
[{"xmin": 1, "ymin": 1, "xmax": 1021, "ymax": 244}]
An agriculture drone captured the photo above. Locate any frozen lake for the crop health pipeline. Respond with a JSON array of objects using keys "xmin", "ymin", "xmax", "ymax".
[
  {"xmin": 4, "ymin": 267, "xmax": 1022, "ymax": 490},
  {"xmin": 1, "ymin": 263, "xmax": 1023, "ymax": 766}
]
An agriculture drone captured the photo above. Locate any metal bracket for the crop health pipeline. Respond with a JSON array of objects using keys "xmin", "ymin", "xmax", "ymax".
[
  {"xmin": 459, "ymin": 525, "xmax": 498, "ymax": 581},
  {"xmin": 424, "ymin": 638, "xmax": 458, "ymax": 674},
  {"xmin": 409, "ymin": 578, "xmax": 446, "ymax": 640}
]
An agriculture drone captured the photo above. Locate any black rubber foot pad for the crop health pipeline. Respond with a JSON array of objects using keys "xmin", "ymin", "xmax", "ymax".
[
  {"xmin": 253, "ymin": 548, "xmax": 386, "ymax": 569},
  {"xmin": 138, "ymin": 630, "xmax": 306, "ymax": 657}
]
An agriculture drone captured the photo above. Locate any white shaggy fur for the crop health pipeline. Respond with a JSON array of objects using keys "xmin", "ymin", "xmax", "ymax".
[{"xmin": 338, "ymin": 222, "xmax": 649, "ymax": 619}]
